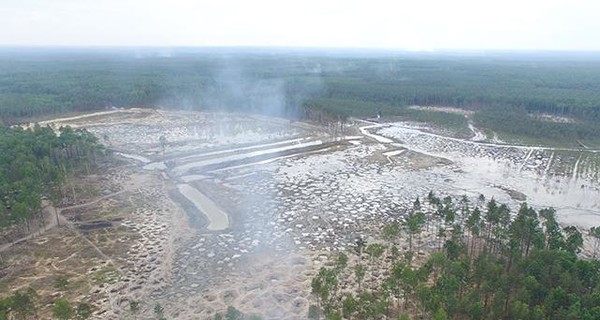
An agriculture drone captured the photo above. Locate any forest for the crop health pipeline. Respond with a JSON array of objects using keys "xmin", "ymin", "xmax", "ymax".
[
  {"xmin": 0, "ymin": 124, "xmax": 105, "ymax": 318},
  {"xmin": 309, "ymin": 194, "xmax": 600, "ymax": 320},
  {"xmin": 0, "ymin": 124, "xmax": 105, "ymax": 235},
  {"xmin": 2, "ymin": 49, "xmax": 600, "ymax": 144}
]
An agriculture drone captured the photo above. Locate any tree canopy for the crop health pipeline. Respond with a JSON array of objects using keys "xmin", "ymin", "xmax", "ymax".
[
  {"xmin": 0, "ymin": 124, "xmax": 105, "ymax": 233},
  {"xmin": 311, "ymin": 195, "xmax": 600, "ymax": 320}
]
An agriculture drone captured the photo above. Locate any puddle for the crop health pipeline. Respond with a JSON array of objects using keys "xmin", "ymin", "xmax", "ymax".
[{"xmin": 176, "ymin": 184, "xmax": 230, "ymax": 231}]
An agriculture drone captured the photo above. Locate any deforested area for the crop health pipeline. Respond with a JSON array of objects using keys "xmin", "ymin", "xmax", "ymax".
[{"xmin": 2, "ymin": 29, "xmax": 600, "ymax": 320}]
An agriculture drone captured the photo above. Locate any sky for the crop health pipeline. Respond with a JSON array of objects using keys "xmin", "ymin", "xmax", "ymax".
[{"xmin": 1, "ymin": 0, "xmax": 599, "ymax": 51}]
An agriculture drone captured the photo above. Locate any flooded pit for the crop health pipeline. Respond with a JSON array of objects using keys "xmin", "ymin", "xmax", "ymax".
[{"xmin": 176, "ymin": 184, "xmax": 230, "ymax": 231}]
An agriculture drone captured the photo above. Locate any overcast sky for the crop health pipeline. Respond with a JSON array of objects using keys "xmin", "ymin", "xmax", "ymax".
[{"xmin": 1, "ymin": 0, "xmax": 599, "ymax": 51}]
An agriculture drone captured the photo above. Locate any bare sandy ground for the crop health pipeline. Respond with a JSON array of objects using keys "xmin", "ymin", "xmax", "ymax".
[
  {"xmin": 408, "ymin": 105, "xmax": 474, "ymax": 115},
  {"xmin": 8, "ymin": 108, "xmax": 598, "ymax": 319}
]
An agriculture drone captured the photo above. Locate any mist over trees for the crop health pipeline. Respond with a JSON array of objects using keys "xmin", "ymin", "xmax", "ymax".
[{"xmin": 2, "ymin": 49, "xmax": 600, "ymax": 142}]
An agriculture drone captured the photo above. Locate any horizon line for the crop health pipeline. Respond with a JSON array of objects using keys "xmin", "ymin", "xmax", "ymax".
[{"xmin": 1, "ymin": 45, "xmax": 600, "ymax": 54}]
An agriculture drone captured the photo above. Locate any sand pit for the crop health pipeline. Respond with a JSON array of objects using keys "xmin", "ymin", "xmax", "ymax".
[{"xmin": 9, "ymin": 108, "xmax": 599, "ymax": 319}]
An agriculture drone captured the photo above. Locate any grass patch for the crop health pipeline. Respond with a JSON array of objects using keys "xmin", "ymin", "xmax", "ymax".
[
  {"xmin": 90, "ymin": 265, "xmax": 118, "ymax": 285},
  {"xmin": 96, "ymin": 210, "xmax": 122, "ymax": 220}
]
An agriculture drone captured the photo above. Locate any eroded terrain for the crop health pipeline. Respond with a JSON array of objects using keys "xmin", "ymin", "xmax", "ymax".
[{"xmin": 5, "ymin": 108, "xmax": 600, "ymax": 319}]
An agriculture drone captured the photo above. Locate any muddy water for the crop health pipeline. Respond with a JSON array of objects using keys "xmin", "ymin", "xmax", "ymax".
[
  {"xmin": 378, "ymin": 123, "xmax": 600, "ymax": 228},
  {"xmin": 490, "ymin": 162, "xmax": 595, "ymax": 226},
  {"xmin": 425, "ymin": 157, "xmax": 600, "ymax": 227},
  {"xmin": 176, "ymin": 184, "xmax": 230, "ymax": 230}
]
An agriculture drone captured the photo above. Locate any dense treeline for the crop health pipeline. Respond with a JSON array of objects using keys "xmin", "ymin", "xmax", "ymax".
[
  {"xmin": 2, "ymin": 49, "xmax": 600, "ymax": 142},
  {"xmin": 472, "ymin": 105, "xmax": 600, "ymax": 142},
  {"xmin": 0, "ymin": 124, "xmax": 105, "ymax": 233},
  {"xmin": 311, "ymin": 194, "xmax": 600, "ymax": 319},
  {"xmin": 0, "ymin": 49, "xmax": 321, "ymax": 122},
  {"xmin": 308, "ymin": 57, "xmax": 600, "ymax": 141}
]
